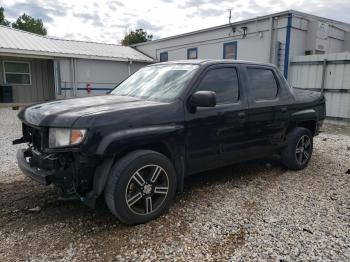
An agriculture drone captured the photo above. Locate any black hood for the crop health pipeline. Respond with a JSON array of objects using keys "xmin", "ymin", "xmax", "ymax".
[{"xmin": 18, "ymin": 95, "xmax": 164, "ymax": 127}]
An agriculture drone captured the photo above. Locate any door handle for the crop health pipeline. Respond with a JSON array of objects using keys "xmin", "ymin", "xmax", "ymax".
[
  {"xmin": 237, "ymin": 112, "xmax": 246, "ymax": 119},
  {"xmin": 281, "ymin": 107, "xmax": 287, "ymax": 113}
]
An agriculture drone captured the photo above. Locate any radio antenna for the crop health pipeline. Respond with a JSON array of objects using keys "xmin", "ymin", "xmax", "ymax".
[{"xmin": 227, "ymin": 9, "xmax": 236, "ymax": 34}]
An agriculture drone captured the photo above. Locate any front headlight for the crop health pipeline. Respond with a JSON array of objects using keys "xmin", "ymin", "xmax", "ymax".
[{"xmin": 49, "ymin": 128, "xmax": 87, "ymax": 148}]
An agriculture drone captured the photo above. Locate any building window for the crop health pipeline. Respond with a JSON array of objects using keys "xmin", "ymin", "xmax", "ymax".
[
  {"xmin": 4, "ymin": 61, "xmax": 31, "ymax": 85},
  {"xmin": 247, "ymin": 68, "xmax": 278, "ymax": 100},
  {"xmin": 187, "ymin": 48, "xmax": 198, "ymax": 59},
  {"xmin": 159, "ymin": 52, "xmax": 168, "ymax": 62},
  {"xmin": 223, "ymin": 42, "xmax": 237, "ymax": 59}
]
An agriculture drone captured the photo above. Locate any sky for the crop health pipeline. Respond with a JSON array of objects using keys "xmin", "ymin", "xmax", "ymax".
[{"xmin": 1, "ymin": 0, "xmax": 350, "ymax": 44}]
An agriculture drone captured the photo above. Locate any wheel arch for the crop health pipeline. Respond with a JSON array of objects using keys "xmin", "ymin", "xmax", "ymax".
[
  {"xmin": 94, "ymin": 124, "xmax": 185, "ymax": 189},
  {"xmin": 287, "ymin": 119, "xmax": 317, "ymax": 136},
  {"xmin": 288, "ymin": 109, "xmax": 318, "ymax": 135},
  {"xmin": 84, "ymin": 136, "xmax": 185, "ymax": 208}
]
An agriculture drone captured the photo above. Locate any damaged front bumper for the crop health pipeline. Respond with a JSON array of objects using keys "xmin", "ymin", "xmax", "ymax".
[
  {"xmin": 16, "ymin": 148, "xmax": 56, "ymax": 185},
  {"xmin": 16, "ymin": 147, "xmax": 109, "ymax": 208},
  {"xmin": 16, "ymin": 147, "xmax": 82, "ymax": 196},
  {"xmin": 14, "ymin": 121, "xmax": 107, "ymax": 208}
]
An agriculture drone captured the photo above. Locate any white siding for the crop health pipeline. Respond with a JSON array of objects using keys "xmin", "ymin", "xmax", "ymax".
[
  {"xmin": 58, "ymin": 58, "xmax": 147, "ymax": 98},
  {"xmin": 325, "ymin": 93, "xmax": 350, "ymax": 119},
  {"xmin": 289, "ymin": 52, "xmax": 350, "ymax": 120},
  {"xmin": 328, "ymin": 38, "xmax": 344, "ymax": 53},
  {"xmin": 135, "ymin": 12, "xmax": 349, "ymax": 74},
  {"xmin": 345, "ymin": 32, "xmax": 350, "ymax": 52},
  {"xmin": 136, "ymin": 17, "xmax": 275, "ymax": 63}
]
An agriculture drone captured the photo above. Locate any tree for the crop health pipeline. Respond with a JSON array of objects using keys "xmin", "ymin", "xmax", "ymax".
[
  {"xmin": 121, "ymin": 29, "xmax": 153, "ymax": 46},
  {"xmin": 0, "ymin": 7, "xmax": 10, "ymax": 26},
  {"xmin": 12, "ymin": 13, "xmax": 47, "ymax": 35}
]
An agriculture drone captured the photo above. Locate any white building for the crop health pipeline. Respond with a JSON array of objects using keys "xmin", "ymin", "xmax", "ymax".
[{"xmin": 134, "ymin": 10, "xmax": 350, "ymax": 80}]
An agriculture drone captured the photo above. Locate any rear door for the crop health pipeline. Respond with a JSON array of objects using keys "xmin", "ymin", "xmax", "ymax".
[
  {"xmin": 244, "ymin": 65, "xmax": 292, "ymax": 155},
  {"xmin": 185, "ymin": 64, "xmax": 249, "ymax": 174}
]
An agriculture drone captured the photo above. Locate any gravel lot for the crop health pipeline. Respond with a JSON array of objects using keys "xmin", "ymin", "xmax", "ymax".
[{"xmin": 0, "ymin": 108, "xmax": 349, "ymax": 261}]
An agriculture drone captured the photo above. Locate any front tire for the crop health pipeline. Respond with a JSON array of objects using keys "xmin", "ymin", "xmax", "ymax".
[
  {"xmin": 104, "ymin": 150, "xmax": 177, "ymax": 225},
  {"xmin": 281, "ymin": 127, "xmax": 313, "ymax": 170}
]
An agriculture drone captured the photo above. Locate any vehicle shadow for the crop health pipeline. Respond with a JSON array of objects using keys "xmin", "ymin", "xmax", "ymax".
[{"xmin": 184, "ymin": 157, "xmax": 282, "ymax": 189}]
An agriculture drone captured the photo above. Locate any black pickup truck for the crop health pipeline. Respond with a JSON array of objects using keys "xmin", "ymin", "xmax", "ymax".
[{"xmin": 14, "ymin": 60, "xmax": 325, "ymax": 224}]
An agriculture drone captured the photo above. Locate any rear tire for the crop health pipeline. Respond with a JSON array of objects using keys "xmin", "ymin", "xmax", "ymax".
[
  {"xmin": 281, "ymin": 127, "xmax": 313, "ymax": 170},
  {"xmin": 104, "ymin": 150, "xmax": 177, "ymax": 225}
]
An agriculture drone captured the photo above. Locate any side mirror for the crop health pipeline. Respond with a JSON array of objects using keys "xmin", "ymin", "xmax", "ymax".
[{"xmin": 190, "ymin": 91, "xmax": 216, "ymax": 108}]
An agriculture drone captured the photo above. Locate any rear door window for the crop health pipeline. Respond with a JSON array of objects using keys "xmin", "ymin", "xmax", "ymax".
[{"xmin": 247, "ymin": 68, "xmax": 278, "ymax": 100}]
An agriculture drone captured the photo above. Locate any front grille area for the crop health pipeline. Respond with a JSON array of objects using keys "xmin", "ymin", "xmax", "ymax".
[{"xmin": 23, "ymin": 123, "xmax": 45, "ymax": 151}]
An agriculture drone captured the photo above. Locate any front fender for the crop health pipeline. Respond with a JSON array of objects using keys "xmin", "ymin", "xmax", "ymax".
[{"xmin": 95, "ymin": 124, "xmax": 184, "ymax": 155}]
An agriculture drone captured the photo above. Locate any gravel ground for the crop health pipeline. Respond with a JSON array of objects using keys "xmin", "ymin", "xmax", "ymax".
[
  {"xmin": 0, "ymin": 108, "xmax": 23, "ymax": 183},
  {"xmin": 0, "ymin": 108, "xmax": 349, "ymax": 261}
]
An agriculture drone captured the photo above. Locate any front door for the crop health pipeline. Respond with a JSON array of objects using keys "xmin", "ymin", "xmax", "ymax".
[{"xmin": 185, "ymin": 65, "xmax": 249, "ymax": 174}]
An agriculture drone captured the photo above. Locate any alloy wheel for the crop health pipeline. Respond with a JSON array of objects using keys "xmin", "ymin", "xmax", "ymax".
[
  {"xmin": 295, "ymin": 135, "xmax": 311, "ymax": 165},
  {"xmin": 125, "ymin": 165, "xmax": 169, "ymax": 215}
]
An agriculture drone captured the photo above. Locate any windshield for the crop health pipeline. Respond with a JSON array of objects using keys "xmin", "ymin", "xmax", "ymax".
[{"xmin": 111, "ymin": 64, "xmax": 199, "ymax": 101}]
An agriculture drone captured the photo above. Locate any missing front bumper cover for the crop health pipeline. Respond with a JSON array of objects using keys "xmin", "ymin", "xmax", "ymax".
[{"xmin": 16, "ymin": 149, "xmax": 54, "ymax": 185}]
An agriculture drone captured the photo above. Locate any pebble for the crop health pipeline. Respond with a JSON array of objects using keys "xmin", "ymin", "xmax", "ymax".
[{"xmin": 28, "ymin": 206, "xmax": 41, "ymax": 212}]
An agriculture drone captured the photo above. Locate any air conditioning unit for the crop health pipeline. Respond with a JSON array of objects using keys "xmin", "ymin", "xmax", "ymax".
[
  {"xmin": 0, "ymin": 85, "xmax": 13, "ymax": 103},
  {"xmin": 306, "ymin": 20, "xmax": 329, "ymax": 53}
]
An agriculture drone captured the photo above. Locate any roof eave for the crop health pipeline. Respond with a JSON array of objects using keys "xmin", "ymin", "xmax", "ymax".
[{"xmin": 0, "ymin": 48, "xmax": 155, "ymax": 63}]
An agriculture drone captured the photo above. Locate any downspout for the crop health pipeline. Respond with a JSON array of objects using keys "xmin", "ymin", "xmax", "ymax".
[
  {"xmin": 70, "ymin": 58, "xmax": 75, "ymax": 97},
  {"xmin": 320, "ymin": 59, "xmax": 327, "ymax": 94},
  {"xmin": 57, "ymin": 61, "xmax": 61, "ymax": 96},
  {"xmin": 53, "ymin": 59, "xmax": 61, "ymax": 97},
  {"xmin": 72, "ymin": 58, "xmax": 78, "ymax": 97},
  {"xmin": 128, "ymin": 59, "xmax": 133, "ymax": 76},
  {"xmin": 268, "ymin": 17, "xmax": 274, "ymax": 64},
  {"xmin": 283, "ymin": 13, "xmax": 292, "ymax": 79}
]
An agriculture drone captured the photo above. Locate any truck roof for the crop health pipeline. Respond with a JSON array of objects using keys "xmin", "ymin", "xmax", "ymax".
[{"xmin": 152, "ymin": 59, "xmax": 276, "ymax": 67}]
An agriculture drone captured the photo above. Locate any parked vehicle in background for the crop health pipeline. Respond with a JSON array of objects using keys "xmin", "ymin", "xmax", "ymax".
[{"xmin": 14, "ymin": 60, "xmax": 326, "ymax": 224}]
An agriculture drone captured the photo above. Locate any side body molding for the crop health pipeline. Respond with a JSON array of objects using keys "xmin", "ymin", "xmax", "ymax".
[{"xmin": 290, "ymin": 109, "xmax": 317, "ymax": 122}]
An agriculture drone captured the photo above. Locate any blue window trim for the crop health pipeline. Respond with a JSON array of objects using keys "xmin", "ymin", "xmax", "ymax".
[
  {"xmin": 159, "ymin": 51, "xmax": 168, "ymax": 62},
  {"xmin": 187, "ymin": 48, "xmax": 198, "ymax": 59},
  {"xmin": 283, "ymin": 13, "xmax": 292, "ymax": 79},
  {"xmin": 223, "ymin": 41, "xmax": 238, "ymax": 59}
]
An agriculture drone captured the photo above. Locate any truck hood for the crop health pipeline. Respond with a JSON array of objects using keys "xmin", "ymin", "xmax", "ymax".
[{"xmin": 18, "ymin": 95, "xmax": 163, "ymax": 127}]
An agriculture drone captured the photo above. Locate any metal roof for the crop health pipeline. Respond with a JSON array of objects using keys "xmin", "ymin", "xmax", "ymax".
[{"xmin": 0, "ymin": 26, "xmax": 154, "ymax": 62}]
